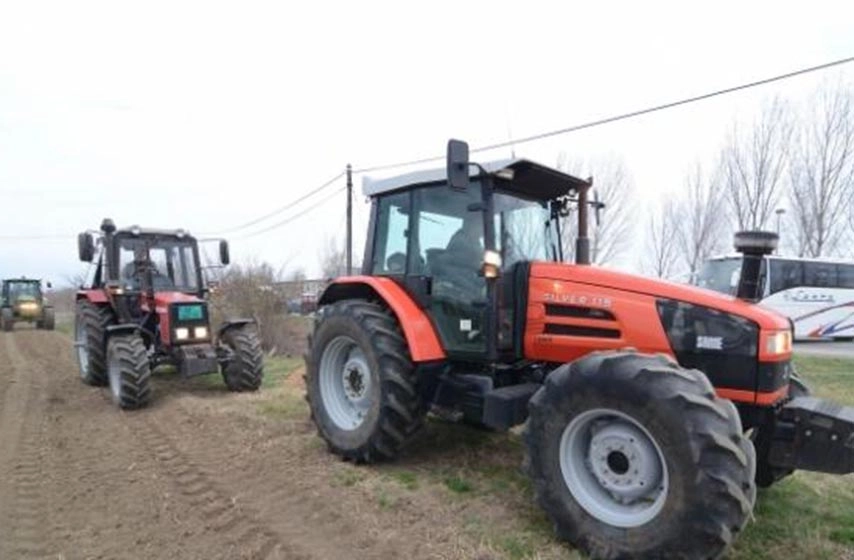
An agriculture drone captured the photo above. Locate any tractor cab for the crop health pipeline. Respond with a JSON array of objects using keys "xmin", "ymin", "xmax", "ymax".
[
  {"xmin": 362, "ymin": 156, "xmax": 588, "ymax": 358},
  {"xmin": 1, "ymin": 277, "xmax": 55, "ymax": 331}
]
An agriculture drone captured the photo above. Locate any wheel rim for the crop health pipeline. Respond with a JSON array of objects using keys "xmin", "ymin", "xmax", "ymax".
[
  {"xmin": 318, "ymin": 336, "xmax": 374, "ymax": 430},
  {"xmin": 559, "ymin": 408, "xmax": 669, "ymax": 528},
  {"xmin": 75, "ymin": 316, "xmax": 89, "ymax": 377},
  {"xmin": 107, "ymin": 347, "xmax": 122, "ymax": 403}
]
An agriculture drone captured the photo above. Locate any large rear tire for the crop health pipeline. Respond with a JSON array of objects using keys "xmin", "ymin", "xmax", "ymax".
[
  {"xmin": 1, "ymin": 307, "xmax": 12, "ymax": 332},
  {"xmin": 221, "ymin": 325, "xmax": 264, "ymax": 391},
  {"xmin": 74, "ymin": 301, "xmax": 113, "ymax": 386},
  {"xmin": 306, "ymin": 300, "xmax": 426, "ymax": 462},
  {"xmin": 524, "ymin": 352, "xmax": 756, "ymax": 560},
  {"xmin": 106, "ymin": 333, "xmax": 152, "ymax": 409},
  {"xmin": 41, "ymin": 307, "xmax": 55, "ymax": 331}
]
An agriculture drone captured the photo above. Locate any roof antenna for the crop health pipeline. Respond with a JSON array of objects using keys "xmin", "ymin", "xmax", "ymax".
[{"xmin": 504, "ymin": 103, "xmax": 516, "ymax": 159}]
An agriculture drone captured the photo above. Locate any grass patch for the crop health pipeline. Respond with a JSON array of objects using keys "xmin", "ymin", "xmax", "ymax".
[
  {"xmin": 390, "ymin": 470, "xmax": 419, "ymax": 490},
  {"xmin": 444, "ymin": 475, "xmax": 475, "ymax": 494},
  {"xmin": 793, "ymin": 354, "xmax": 854, "ymax": 403},
  {"xmin": 260, "ymin": 355, "xmax": 302, "ymax": 389}
]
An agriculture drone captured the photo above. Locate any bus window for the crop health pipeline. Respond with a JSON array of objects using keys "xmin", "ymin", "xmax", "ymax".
[
  {"xmin": 768, "ymin": 259, "xmax": 804, "ymax": 295},
  {"xmin": 837, "ymin": 264, "xmax": 854, "ymax": 289},
  {"xmin": 804, "ymin": 262, "xmax": 837, "ymax": 288}
]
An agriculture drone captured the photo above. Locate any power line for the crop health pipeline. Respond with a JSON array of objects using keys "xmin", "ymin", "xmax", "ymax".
[
  {"xmin": 239, "ymin": 185, "xmax": 347, "ymax": 239},
  {"xmin": 203, "ymin": 170, "xmax": 346, "ymax": 236},
  {"xmin": 0, "ymin": 234, "xmax": 74, "ymax": 240},
  {"xmin": 352, "ymin": 55, "xmax": 854, "ymax": 174}
]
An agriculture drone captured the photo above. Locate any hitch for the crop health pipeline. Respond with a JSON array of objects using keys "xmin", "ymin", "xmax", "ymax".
[{"xmin": 767, "ymin": 396, "xmax": 854, "ymax": 475}]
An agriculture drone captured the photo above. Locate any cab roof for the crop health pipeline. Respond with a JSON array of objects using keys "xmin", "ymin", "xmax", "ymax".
[
  {"xmin": 115, "ymin": 226, "xmax": 195, "ymax": 240},
  {"xmin": 362, "ymin": 158, "xmax": 590, "ymax": 201}
]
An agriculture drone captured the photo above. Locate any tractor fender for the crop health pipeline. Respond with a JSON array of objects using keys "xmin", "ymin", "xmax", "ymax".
[
  {"xmin": 318, "ymin": 276, "xmax": 445, "ymax": 363},
  {"xmin": 105, "ymin": 323, "xmax": 143, "ymax": 341},
  {"xmin": 217, "ymin": 318, "xmax": 254, "ymax": 338},
  {"xmin": 77, "ymin": 289, "xmax": 109, "ymax": 304}
]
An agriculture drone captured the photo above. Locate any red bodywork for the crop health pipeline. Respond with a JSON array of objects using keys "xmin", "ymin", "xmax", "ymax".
[
  {"xmin": 326, "ymin": 262, "xmax": 792, "ymax": 406},
  {"xmin": 77, "ymin": 289, "xmax": 206, "ymax": 347}
]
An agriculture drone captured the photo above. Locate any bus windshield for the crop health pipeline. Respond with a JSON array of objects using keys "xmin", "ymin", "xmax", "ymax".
[{"xmin": 696, "ymin": 258, "xmax": 742, "ymax": 295}]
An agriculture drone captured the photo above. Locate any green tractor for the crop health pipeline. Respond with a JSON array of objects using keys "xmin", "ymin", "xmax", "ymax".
[{"xmin": 1, "ymin": 277, "xmax": 55, "ymax": 332}]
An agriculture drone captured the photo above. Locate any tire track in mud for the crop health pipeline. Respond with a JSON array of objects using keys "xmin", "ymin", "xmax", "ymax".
[
  {"xmin": 0, "ymin": 334, "xmax": 51, "ymax": 559},
  {"xmin": 134, "ymin": 418, "xmax": 311, "ymax": 560}
]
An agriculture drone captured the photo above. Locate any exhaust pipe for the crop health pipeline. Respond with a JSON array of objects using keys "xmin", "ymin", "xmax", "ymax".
[{"xmin": 733, "ymin": 231, "xmax": 778, "ymax": 302}]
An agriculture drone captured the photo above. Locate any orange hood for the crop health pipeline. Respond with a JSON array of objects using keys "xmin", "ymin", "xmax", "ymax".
[{"xmin": 530, "ymin": 262, "xmax": 790, "ymax": 331}]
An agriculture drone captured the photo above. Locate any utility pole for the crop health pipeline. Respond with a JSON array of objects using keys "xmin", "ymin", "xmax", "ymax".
[{"xmin": 346, "ymin": 164, "xmax": 353, "ymax": 275}]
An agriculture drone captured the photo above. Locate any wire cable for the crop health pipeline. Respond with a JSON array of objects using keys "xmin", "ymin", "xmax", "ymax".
[
  {"xmin": 202, "ymin": 170, "xmax": 346, "ymax": 236},
  {"xmin": 352, "ymin": 55, "xmax": 854, "ymax": 174},
  {"xmin": 239, "ymin": 185, "xmax": 347, "ymax": 239}
]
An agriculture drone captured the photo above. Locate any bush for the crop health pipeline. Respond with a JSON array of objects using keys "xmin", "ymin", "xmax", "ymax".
[{"xmin": 209, "ymin": 262, "xmax": 310, "ymax": 356}]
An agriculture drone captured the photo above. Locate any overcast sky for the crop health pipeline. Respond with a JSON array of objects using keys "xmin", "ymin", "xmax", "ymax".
[{"xmin": 1, "ymin": 1, "xmax": 853, "ymax": 285}]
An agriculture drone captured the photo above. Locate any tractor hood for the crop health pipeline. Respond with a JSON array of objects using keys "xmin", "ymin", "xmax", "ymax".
[
  {"xmin": 152, "ymin": 291, "xmax": 204, "ymax": 308},
  {"xmin": 530, "ymin": 262, "xmax": 789, "ymax": 331}
]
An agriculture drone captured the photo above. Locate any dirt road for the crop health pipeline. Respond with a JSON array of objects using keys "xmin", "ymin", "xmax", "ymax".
[{"xmin": 0, "ymin": 329, "xmax": 505, "ymax": 560}]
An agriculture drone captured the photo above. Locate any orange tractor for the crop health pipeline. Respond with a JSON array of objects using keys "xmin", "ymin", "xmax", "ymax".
[{"xmin": 305, "ymin": 140, "xmax": 854, "ymax": 558}]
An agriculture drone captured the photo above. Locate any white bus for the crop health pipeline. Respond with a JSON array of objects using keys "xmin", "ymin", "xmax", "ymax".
[{"xmin": 696, "ymin": 255, "xmax": 854, "ymax": 341}]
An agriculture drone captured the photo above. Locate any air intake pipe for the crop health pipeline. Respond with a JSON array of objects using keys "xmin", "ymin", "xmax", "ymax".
[{"xmin": 733, "ymin": 231, "xmax": 778, "ymax": 302}]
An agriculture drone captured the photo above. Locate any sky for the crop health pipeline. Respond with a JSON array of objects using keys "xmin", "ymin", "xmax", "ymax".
[{"xmin": 1, "ymin": 0, "xmax": 853, "ymax": 285}]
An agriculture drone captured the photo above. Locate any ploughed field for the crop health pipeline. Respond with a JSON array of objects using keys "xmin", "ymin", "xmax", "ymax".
[{"xmin": 0, "ymin": 326, "xmax": 852, "ymax": 559}]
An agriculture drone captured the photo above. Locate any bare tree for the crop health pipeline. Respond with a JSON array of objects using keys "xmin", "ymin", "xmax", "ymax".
[
  {"xmin": 319, "ymin": 236, "xmax": 351, "ymax": 278},
  {"xmin": 789, "ymin": 83, "xmax": 854, "ymax": 257},
  {"xmin": 721, "ymin": 98, "xmax": 793, "ymax": 230},
  {"xmin": 678, "ymin": 165, "xmax": 727, "ymax": 283},
  {"xmin": 558, "ymin": 155, "xmax": 637, "ymax": 266},
  {"xmin": 644, "ymin": 198, "xmax": 682, "ymax": 279}
]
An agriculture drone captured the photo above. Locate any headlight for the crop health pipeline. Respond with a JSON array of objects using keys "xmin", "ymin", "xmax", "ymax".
[
  {"xmin": 764, "ymin": 330, "xmax": 792, "ymax": 356},
  {"xmin": 194, "ymin": 326, "xmax": 209, "ymax": 339},
  {"xmin": 175, "ymin": 327, "xmax": 190, "ymax": 340}
]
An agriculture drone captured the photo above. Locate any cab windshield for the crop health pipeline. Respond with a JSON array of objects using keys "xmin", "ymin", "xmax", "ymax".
[
  {"xmin": 117, "ymin": 237, "xmax": 200, "ymax": 292},
  {"xmin": 494, "ymin": 192, "xmax": 560, "ymax": 268},
  {"xmin": 8, "ymin": 282, "xmax": 41, "ymax": 301}
]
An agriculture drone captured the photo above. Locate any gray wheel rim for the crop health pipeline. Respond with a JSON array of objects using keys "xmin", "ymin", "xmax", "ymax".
[
  {"xmin": 75, "ymin": 315, "xmax": 90, "ymax": 378},
  {"xmin": 559, "ymin": 408, "xmax": 669, "ymax": 528},
  {"xmin": 319, "ymin": 336, "xmax": 374, "ymax": 430},
  {"xmin": 107, "ymin": 346, "xmax": 122, "ymax": 403}
]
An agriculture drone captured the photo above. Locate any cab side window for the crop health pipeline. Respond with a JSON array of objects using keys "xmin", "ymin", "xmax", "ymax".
[{"xmin": 371, "ymin": 192, "xmax": 410, "ymax": 275}]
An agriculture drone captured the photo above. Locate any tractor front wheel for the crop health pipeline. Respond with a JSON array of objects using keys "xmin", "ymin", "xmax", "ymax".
[
  {"xmin": 106, "ymin": 333, "xmax": 152, "ymax": 409},
  {"xmin": 221, "ymin": 325, "xmax": 264, "ymax": 391},
  {"xmin": 524, "ymin": 352, "xmax": 756, "ymax": 560},
  {"xmin": 306, "ymin": 299, "xmax": 426, "ymax": 462},
  {"xmin": 74, "ymin": 301, "xmax": 113, "ymax": 386}
]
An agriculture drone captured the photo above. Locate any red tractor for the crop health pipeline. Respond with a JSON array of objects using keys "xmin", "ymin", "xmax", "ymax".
[
  {"xmin": 305, "ymin": 140, "xmax": 854, "ymax": 559},
  {"xmin": 75, "ymin": 219, "xmax": 264, "ymax": 409}
]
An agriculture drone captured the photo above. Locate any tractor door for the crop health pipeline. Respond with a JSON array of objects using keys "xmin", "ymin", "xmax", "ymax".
[{"xmin": 368, "ymin": 183, "xmax": 488, "ymax": 356}]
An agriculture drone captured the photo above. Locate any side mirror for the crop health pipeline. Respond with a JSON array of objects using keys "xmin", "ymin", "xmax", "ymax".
[
  {"xmin": 46, "ymin": 281, "xmax": 52, "ymax": 289},
  {"xmin": 447, "ymin": 139, "xmax": 470, "ymax": 191},
  {"xmin": 78, "ymin": 232, "xmax": 95, "ymax": 262},
  {"xmin": 219, "ymin": 240, "xmax": 231, "ymax": 265}
]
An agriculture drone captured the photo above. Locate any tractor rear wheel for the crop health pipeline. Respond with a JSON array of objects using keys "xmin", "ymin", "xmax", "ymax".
[
  {"xmin": 524, "ymin": 351, "xmax": 756, "ymax": 560},
  {"xmin": 221, "ymin": 325, "xmax": 264, "ymax": 391},
  {"xmin": 74, "ymin": 301, "xmax": 113, "ymax": 386},
  {"xmin": 1, "ymin": 307, "xmax": 12, "ymax": 332},
  {"xmin": 106, "ymin": 333, "xmax": 152, "ymax": 409},
  {"xmin": 306, "ymin": 299, "xmax": 426, "ymax": 462}
]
